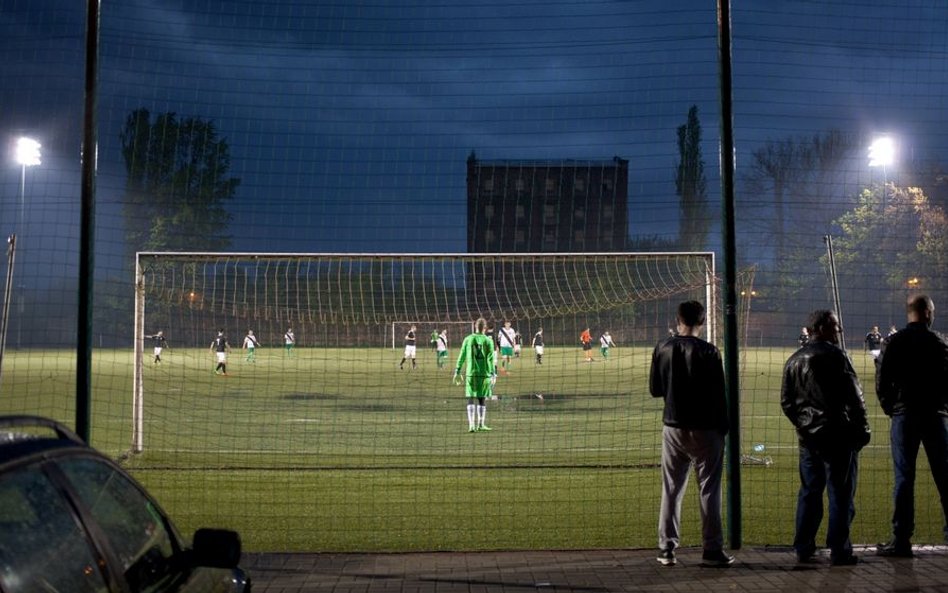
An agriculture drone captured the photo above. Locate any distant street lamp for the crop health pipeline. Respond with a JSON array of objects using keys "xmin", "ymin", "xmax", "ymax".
[
  {"xmin": 13, "ymin": 137, "xmax": 41, "ymax": 348},
  {"xmin": 740, "ymin": 289, "xmax": 758, "ymax": 347}
]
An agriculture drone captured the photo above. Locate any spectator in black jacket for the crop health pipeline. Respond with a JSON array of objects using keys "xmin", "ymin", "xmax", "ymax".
[
  {"xmin": 875, "ymin": 294, "xmax": 948, "ymax": 558},
  {"xmin": 782, "ymin": 309, "xmax": 870, "ymax": 566},
  {"xmin": 649, "ymin": 300, "xmax": 733, "ymax": 568}
]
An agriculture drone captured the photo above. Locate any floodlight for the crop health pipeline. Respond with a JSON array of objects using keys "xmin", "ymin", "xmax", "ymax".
[{"xmin": 868, "ymin": 136, "xmax": 895, "ymax": 168}]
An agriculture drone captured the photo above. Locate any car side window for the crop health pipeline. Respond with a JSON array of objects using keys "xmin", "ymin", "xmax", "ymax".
[
  {"xmin": 0, "ymin": 465, "xmax": 110, "ymax": 593},
  {"xmin": 58, "ymin": 457, "xmax": 179, "ymax": 593}
]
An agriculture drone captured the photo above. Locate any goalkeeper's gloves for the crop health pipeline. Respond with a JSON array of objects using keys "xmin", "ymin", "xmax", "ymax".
[
  {"xmin": 453, "ymin": 370, "xmax": 462, "ymax": 385},
  {"xmin": 490, "ymin": 373, "xmax": 497, "ymax": 387}
]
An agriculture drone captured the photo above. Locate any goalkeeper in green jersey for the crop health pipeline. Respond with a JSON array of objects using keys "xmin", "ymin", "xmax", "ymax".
[{"xmin": 453, "ymin": 317, "xmax": 497, "ymax": 433}]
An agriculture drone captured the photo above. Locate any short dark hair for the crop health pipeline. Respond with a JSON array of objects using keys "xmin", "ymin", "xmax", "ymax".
[
  {"xmin": 677, "ymin": 300, "xmax": 706, "ymax": 327},
  {"xmin": 807, "ymin": 309, "xmax": 836, "ymax": 335},
  {"xmin": 475, "ymin": 317, "xmax": 488, "ymax": 332},
  {"xmin": 907, "ymin": 294, "xmax": 934, "ymax": 317}
]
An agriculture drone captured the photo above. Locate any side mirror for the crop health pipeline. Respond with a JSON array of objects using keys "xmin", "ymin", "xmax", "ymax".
[{"xmin": 190, "ymin": 528, "xmax": 242, "ymax": 568}]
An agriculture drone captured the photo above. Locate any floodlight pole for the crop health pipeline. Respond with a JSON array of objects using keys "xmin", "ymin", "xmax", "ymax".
[
  {"xmin": 868, "ymin": 136, "xmax": 895, "ymax": 326},
  {"xmin": 16, "ymin": 164, "xmax": 25, "ymax": 349},
  {"xmin": 14, "ymin": 137, "xmax": 41, "ymax": 350}
]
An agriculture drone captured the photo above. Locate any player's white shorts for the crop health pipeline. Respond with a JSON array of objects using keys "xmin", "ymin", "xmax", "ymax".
[
  {"xmin": 870, "ymin": 349, "xmax": 881, "ymax": 359},
  {"xmin": 216, "ymin": 352, "xmax": 227, "ymax": 363},
  {"xmin": 154, "ymin": 347, "xmax": 163, "ymax": 357},
  {"xmin": 436, "ymin": 347, "xmax": 447, "ymax": 354},
  {"xmin": 535, "ymin": 346, "xmax": 544, "ymax": 356},
  {"xmin": 403, "ymin": 345, "xmax": 416, "ymax": 358}
]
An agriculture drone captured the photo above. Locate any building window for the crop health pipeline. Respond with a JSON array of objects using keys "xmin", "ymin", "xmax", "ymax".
[
  {"xmin": 574, "ymin": 208, "xmax": 585, "ymax": 219},
  {"xmin": 485, "ymin": 229, "xmax": 494, "ymax": 244},
  {"xmin": 515, "ymin": 230, "xmax": 525, "ymax": 244},
  {"xmin": 575, "ymin": 178, "xmax": 585, "ymax": 192},
  {"xmin": 515, "ymin": 178, "xmax": 525, "ymax": 192},
  {"xmin": 574, "ymin": 230, "xmax": 585, "ymax": 245},
  {"xmin": 481, "ymin": 177, "xmax": 494, "ymax": 197},
  {"xmin": 602, "ymin": 178, "xmax": 613, "ymax": 191},
  {"xmin": 484, "ymin": 204, "xmax": 494, "ymax": 219},
  {"xmin": 545, "ymin": 178, "xmax": 556, "ymax": 193},
  {"xmin": 515, "ymin": 205, "xmax": 525, "ymax": 219}
]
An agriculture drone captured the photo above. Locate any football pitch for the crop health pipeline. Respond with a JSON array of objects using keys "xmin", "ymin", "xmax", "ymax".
[{"xmin": 1, "ymin": 346, "xmax": 944, "ymax": 552}]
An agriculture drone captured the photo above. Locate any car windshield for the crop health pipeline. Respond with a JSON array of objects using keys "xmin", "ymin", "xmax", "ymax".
[{"xmin": 59, "ymin": 456, "xmax": 180, "ymax": 592}]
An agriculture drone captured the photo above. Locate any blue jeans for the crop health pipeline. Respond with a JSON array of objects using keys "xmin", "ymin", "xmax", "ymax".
[
  {"xmin": 794, "ymin": 444, "xmax": 858, "ymax": 560},
  {"xmin": 889, "ymin": 414, "xmax": 948, "ymax": 543}
]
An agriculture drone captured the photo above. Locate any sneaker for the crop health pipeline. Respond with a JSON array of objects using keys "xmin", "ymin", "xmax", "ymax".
[
  {"xmin": 477, "ymin": 425, "xmax": 492, "ymax": 432},
  {"xmin": 468, "ymin": 427, "xmax": 477, "ymax": 433},
  {"xmin": 830, "ymin": 554, "xmax": 859, "ymax": 566},
  {"xmin": 656, "ymin": 547, "xmax": 676, "ymax": 566},
  {"xmin": 701, "ymin": 550, "xmax": 735, "ymax": 567},
  {"xmin": 876, "ymin": 540, "xmax": 913, "ymax": 558}
]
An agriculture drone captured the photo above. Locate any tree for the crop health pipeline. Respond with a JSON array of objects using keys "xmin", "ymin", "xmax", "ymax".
[
  {"xmin": 834, "ymin": 184, "xmax": 948, "ymax": 300},
  {"xmin": 742, "ymin": 130, "xmax": 860, "ymax": 264},
  {"xmin": 675, "ymin": 105, "xmax": 709, "ymax": 251},
  {"xmin": 121, "ymin": 109, "xmax": 240, "ymax": 253}
]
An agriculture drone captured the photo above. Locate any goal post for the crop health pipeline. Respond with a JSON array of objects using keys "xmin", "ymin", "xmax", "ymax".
[{"xmin": 132, "ymin": 251, "xmax": 715, "ymax": 454}]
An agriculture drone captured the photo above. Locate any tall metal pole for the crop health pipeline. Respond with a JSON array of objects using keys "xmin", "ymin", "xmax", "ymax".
[
  {"xmin": 17, "ymin": 165, "xmax": 25, "ymax": 349},
  {"xmin": 824, "ymin": 235, "xmax": 846, "ymax": 351},
  {"xmin": 717, "ymin": 0, "xmax": 742, "ymax": 549},
  {"xmin": 76, "ymin": 0, "xmax": 100, "ymax": 442},
  {"xmin": 0, "ymin": 236, "xmax": 17, "ymax": 391}
]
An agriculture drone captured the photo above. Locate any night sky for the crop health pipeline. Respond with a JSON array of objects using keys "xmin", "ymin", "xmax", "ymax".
[{"xmin": 1, "ymin": 0, "xmax": 947, "ymax": 278}]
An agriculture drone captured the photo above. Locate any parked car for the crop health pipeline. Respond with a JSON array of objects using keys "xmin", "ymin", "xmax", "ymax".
[{"xmin": 0, "ymin": 415, "xmax": 250, "ymax": 592}]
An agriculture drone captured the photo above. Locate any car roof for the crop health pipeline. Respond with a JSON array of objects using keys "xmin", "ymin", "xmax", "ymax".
[{"xmin": 0, "ymin": 415, "xmax": 90, "ymax": 467}]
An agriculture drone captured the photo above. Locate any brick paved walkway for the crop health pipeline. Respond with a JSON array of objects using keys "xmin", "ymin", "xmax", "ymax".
[{"xmin": 243, "ymin": 545, "xmax": 948, "ymax": 592}]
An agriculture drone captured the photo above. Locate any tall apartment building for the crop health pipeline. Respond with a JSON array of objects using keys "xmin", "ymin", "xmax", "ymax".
[{"xmin": 466, "ymin": 154, "xmax": 629, "ymax": 253}]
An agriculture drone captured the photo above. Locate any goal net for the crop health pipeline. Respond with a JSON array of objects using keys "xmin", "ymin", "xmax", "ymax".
[{"xmin": 132, "ymin": 251, "xmax": 715, "ymax": 549}]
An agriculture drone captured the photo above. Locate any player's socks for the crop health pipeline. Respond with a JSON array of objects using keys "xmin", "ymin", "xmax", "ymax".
[{"xmin": 467, "ymin": 404, "xmax": 476, "ymax": 431}]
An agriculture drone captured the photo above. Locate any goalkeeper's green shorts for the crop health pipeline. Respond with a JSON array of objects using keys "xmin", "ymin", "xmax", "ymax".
[{"xmin": 465, "ymin": 376, "xmax": 492, "ymax": 398}]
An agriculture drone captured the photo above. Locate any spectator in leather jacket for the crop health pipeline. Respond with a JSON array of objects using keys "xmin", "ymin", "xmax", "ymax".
[
  {"xmin": 649, "ymin": 300, "xmax": 733, "ymax": 568},
  {"xmin": 781, "ymin": 309, "xmax": 870, "ymax": 565},
  {"xmin": 874, "ymin": 294, "xmax": 948, "ymax": 558}
]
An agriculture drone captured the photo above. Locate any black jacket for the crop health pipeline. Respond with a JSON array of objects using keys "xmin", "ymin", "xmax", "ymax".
[
  {"xmin": 649, "ymin": 335, "xmax": 728, "ymax": 434},
  {"xmin": 876, "ymin": 321, "xmax": 948, "ymax": 417},
  {"xmin": 781, "ymin": 340, "xmax": 870, "ymax": 451}
]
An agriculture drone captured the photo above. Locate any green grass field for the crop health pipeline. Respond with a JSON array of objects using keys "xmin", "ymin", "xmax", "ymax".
[{"xmin": 1, "ymin": 346, "xmax": 945, "ymax": 552}]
